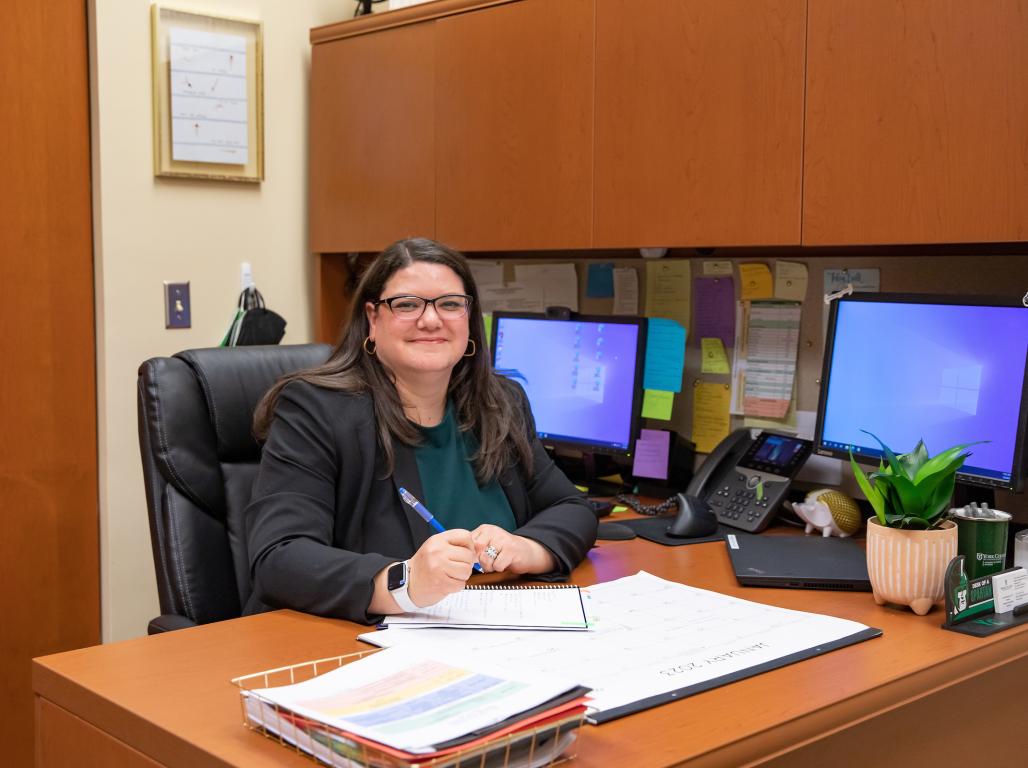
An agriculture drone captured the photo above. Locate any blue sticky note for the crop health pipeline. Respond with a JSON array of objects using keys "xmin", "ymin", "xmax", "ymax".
[
  {"xmin": 643, "ymin": 318, "xmax": 687, "ymax": 393},
  {"xmin": 586, "ymin": 263, "xmax": 615, "ymax": 298}
]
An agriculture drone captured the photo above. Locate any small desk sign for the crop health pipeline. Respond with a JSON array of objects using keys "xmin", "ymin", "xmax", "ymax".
[{"xmin": 991, "ymin": 567, "xmax": 1028, "ymax": 614}]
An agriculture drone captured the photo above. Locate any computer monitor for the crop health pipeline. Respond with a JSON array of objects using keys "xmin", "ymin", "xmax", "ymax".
[
  {"xmin": 490, "ymin": 312, "xmax": 647, "ymax": 460},
  {"xmin": 815, "ymin": 293, "xmax": 1028, "ymax": 494}
]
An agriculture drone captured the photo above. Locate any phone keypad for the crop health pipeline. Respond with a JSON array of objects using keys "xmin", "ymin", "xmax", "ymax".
[{"xmin": 706, "ymin": 474, "xmax": 781, "ymax": 532}]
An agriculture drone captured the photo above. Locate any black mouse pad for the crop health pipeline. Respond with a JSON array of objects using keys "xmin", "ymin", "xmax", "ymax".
[{"xmin": 616, "ymin": 516, "xmax": 727, "ymax": 546}]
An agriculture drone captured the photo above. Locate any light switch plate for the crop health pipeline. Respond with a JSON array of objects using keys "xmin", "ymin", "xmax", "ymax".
[{"xmin": 164, "ymin": 281, "xmax": 191, "ymax": 329}]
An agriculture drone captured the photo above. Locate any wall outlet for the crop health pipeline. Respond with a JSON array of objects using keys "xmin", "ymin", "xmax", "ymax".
[{"xmin": 164, "ymin": 281, "xmax": 191, "ymax": 329}]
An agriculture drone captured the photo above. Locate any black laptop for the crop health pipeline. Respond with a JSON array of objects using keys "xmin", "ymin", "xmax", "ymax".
[{"xmin": 725, "ymin": 532, "xmax": 872, "ymax": 591}]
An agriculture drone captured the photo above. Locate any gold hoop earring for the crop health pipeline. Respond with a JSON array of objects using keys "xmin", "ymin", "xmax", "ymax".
[
  {"xmin": 363, "ymin": 337, "xmax": 377, "ymax": 355},
  {"xmin": 463, "ymin": 340, "xmax": 476, "ymax": 358}
]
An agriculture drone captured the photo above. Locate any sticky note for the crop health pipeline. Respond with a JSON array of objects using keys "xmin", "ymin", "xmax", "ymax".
[
  {"xmin": 774, "ymin": 261, "xmax": 808, "ymax": 301},
  {"xmin": 611, "ymin": 505, "xmax": 629, "ymax": 515},
  {"xmin": 641, "ymin": 389, "xmax": 674, "ymax": 420},
  {"xmin": 703, "ymin": 260, "xmax": 733, "ymax": 276},
  {"xmin": 738, "ymin": 263, "xmax": 773, "ymax": 300},
  {"xmin": 632, "ymin": 428, "xmax": 671, "ymax": 480},
  {"xmin": 643, "ymin": 318, "xmax": 687, "ymax": 393},
  {"xmin": 586, "ymin": 263, "xmax": 615, "ymax": 298},
  {"xmin": 700, "ymin": 338, "xmax": 731, "ymax": 374},
  {"xmin": 483, "ymin": 313, "xmax": 492, "ymax": 348},
  {"xmin": 692, "ymin": 382, "xmax": 731, "ymax": 454}
]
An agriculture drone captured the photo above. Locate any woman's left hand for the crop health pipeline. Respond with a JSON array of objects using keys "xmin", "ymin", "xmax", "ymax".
[{"xmin": 470, "ymin": 525, "xmax": 556, "ymax": 575}]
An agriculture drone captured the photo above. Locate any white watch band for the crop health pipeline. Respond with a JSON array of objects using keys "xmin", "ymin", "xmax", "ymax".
[{"xmin": 390, "ymin": 562, "xmax": 419, "ymax": 613}]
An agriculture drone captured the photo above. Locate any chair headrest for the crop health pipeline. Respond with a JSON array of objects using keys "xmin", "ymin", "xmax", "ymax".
[{"xmin": 175, "ymin": 344, "xmax": 332, "ymax": 463}]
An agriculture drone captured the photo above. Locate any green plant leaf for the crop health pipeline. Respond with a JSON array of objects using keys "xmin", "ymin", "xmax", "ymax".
[
  {"xmin": 922, "ymin": 472, "xmax": 958, "ymax": 525},
  {"xmin": 913, "ymin": 441, "xmax": 984, "ymax": 484},
  {"xmin": 860, "ymin": 430, "xmax": 906, "ymax": 479},
  {"xmin": 879, "ymin": 472, "xmax": 929, "ymax": 520},
  {"xmin": 850, "ymin": 453, "xmax": 885, "ymax": 524},
  {"xmin": 898, "ymin": 439, "xmax": 929, "ymax": 481}
]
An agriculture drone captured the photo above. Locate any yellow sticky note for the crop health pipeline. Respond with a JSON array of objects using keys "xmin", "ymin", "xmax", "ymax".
[
  {"xmin": 700, "ymin": 338, "xmax": 731, "ymax": 374},
  {"xmin": 692, "ymin": 382, "xmax": 731, "ymax": 454},
  {"xmin": 574, "ymin": 485, "xmax": 589, "ymax": 493},
  {"xmin": 641, "ymin": 389, "xmax": 674, "ymax": 420},
  {"xmin": 774, "ymin": 261, "xmax": 808, "ymax": 301},
  {"xmin": 738, "ymin": 263, "xmax": 773, "ymax": 300},
  {"xmin": 612, "ymin": 505, "xmax": 629, "ymax": 515}
]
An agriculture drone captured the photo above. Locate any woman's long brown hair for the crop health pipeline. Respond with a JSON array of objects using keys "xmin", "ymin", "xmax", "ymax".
[{"xmin": 253, "ymin": 238, "xmax": 533, "ymax": 482}]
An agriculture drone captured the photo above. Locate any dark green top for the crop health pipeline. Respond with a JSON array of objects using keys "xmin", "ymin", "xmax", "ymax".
[{"xmin": 414, "ymin": 402, "xmax": 516, "ymax": 532}]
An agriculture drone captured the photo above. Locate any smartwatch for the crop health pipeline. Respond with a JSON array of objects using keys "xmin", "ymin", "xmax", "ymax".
[{"xmin": 386, "ymin": 560, "xmax": 419, "ymax": 613}]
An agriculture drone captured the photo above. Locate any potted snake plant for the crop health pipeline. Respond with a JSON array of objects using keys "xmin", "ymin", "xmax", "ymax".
[{"xmin": 850, "ymin": 432, "xmax": 979, "ymax": 615}]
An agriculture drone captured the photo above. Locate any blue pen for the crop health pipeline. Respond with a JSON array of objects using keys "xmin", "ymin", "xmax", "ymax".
[{"xmin": 398, "ymin": 487, "xmax": 483, "ymax": 573}]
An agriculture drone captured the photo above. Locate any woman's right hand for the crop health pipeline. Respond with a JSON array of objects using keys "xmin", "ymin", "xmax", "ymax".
[{"xmin": 406, "ymin": 530, "xmax": 476, "ymax": 607}]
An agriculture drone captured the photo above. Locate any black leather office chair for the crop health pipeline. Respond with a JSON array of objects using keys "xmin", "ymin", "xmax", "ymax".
[{"xmin": 137, "ymin": 344, "xmax": 331, "ymax": 634}]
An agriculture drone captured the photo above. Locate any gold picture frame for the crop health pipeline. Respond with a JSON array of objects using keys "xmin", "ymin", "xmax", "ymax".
[{"xmin": 151, "ymin": 5, "xmax": 264, "ymax": 182}]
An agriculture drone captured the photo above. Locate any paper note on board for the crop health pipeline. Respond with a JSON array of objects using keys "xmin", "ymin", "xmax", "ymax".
[
  {"xmin": 703, "ymin": 260, "xmax": 733, "ymax": 276},
  {"xmin": 742, "ymin": 302, "xmax": 802, "ymax": 418},
  {"xmin": 612, "ymin": 267, "xmax": 639, "ymax": 315},
  {"xmin": 469, "ymin": 260, "xmax": 504, "ymax": 287},
  {"xmin": 774, "ymin": 261, "xmax": 808, "ymax": 301},
  {"xmin": 477, "ymin": 284, "xmax": 545, "ymax": 313},
  {"xmin": 632, "ymin": 429, "xmax": 671, "ymax": 480},
  {"xmin": 641, "ymin": 389, "xmax": 674, "ymax": 420},
  {"xmin": 586, "ymin": 263, "xmax": 615, "ymax": 298},
  {"xmin": 700, "ymin": 338, "xmax": 731, "ymax": 374},
  {"xmin": 738, "ymin": 263, "xmax": 773, "ymax": 300},
  {"xmin": 693, "ymin": 382, "xmax": 731, "ymax": 454},
  {"xmin": 514, "ymin": 263, "xmax": 579, "ymax": 312},
  {"xmin": 644, "ymin": 260, "xmax": 691, "ymax": 326},
  {"xmin": 643, "ymin": 319, "xmax": 687, "ymax": 393},
  {"xmin": 693, "ymin": 277, "xmax": 735, "ymax": 348}
]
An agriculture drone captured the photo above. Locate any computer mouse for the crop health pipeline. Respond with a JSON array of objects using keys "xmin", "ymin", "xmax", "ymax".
[{"xmin": 666, "ymin": 493, "xmax": 719, "ymax": 538}]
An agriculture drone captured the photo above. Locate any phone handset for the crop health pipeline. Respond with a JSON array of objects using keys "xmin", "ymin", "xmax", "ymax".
[{"xmin": 685, "ymin": 428, "xmax": 754, "ymax": 498}]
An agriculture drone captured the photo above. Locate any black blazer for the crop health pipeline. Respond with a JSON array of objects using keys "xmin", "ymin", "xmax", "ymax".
[{"xmin": 244, "ymin": 380, "xmax": 597, "ymax": 623}]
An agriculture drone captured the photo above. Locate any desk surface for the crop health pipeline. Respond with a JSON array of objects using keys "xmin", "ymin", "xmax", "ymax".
[{"xmin": 34, "ymin": 533, "xmax": 1028, "ymax": 768}]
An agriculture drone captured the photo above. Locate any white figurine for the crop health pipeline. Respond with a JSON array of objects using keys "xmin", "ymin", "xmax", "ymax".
[{"xmin": 791, "ymin": 489, "xmax": 862, "ymax": 538}]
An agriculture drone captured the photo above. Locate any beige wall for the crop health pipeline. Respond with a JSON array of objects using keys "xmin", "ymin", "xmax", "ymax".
[{"xmin": 90, "ymin": 0, "xmax": 349, "ymax": 642}]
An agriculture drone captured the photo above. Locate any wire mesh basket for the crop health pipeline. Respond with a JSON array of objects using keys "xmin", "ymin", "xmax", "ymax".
[{"xmin": 231, "ymin": 650, "xmax": 585, "ymax": 768}]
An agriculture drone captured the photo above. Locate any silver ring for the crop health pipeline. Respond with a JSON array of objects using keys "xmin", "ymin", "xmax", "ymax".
[{"xmin": 484, "ymin": 545, "xmax": 499, "ymax": 560}]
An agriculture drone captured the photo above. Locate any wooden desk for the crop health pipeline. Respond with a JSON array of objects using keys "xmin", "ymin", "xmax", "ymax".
[{"xmin": 34, "ymin": 536, "xmax": 1028, "ymax": 767}]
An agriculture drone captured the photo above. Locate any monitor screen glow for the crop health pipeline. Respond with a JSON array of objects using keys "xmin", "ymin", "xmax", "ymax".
[
  {"xmin": 491, "ymin": 315, "xmax": 644, "ymax": 454},
  {"xmin": 816, "ymin": 295, "xmax": 1028, "ymax": 490}
]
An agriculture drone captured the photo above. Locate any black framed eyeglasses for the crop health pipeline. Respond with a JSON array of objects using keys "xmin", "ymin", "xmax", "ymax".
[{"xmin": 373, "ymin": 293, "xmax": 473, "ymax": 320}]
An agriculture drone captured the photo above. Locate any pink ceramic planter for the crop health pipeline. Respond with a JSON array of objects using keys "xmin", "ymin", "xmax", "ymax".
[{"xmin": 865, "ymin": 518, "xmax": 958, "ymax": 616}]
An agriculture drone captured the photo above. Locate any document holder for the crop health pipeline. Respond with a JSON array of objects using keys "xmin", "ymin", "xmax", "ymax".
[{"xmin": 232, "ymin": 649, "xmax": 586, "ymax": 768}]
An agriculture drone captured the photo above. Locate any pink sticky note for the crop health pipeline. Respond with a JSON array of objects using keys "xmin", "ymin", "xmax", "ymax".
[{"xmin": 632, "ymin": 428, "xmax": 670, "ymax": 480}]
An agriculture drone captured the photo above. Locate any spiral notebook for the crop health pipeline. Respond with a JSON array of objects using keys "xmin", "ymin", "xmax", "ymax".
[{"xmin": 381, "ymin": 585, "xmax": 589, "ymax": 631}]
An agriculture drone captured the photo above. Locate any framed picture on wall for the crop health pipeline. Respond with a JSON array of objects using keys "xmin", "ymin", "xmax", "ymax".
[{"xmin": 150, "ymin": 5, "xmax": 264, "ymax": 182}]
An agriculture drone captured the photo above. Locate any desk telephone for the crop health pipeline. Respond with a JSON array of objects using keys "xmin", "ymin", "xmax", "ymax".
[{"xmin": 683, "ymin": 429, "xmax": 814, "ymax": 533}]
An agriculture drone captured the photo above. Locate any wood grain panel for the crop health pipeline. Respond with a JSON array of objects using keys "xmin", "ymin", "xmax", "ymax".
[
  {"xmin": 37, "ymin": 699, "xmax": 161, "ymax": 768},
  {"xmin": 435, "ymin": 0, "xmax": 594, "ymax": 250},
  {"xmin": 309, "ymin": 22, "xmax": 435, "ymax": 253},
  {"xmin": 0, "ymin": 1, "xmax": 99, "ymax": 766},
  {"xmin": 32, "ymin": 538, "xmax": 1028, "ymax": 767},
  {"xmin": 804, "ymin": 0, "xmax": 1028, "ymax": 245},
  {"xmin": 593, "ymin": 0, "xmax": 805, "ymax": 248}
]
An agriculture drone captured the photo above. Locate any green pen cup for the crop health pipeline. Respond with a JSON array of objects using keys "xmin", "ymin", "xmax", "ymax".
[{"xmin": 950, "ymin": 505, "xmax": 1011, "ymax": 579}]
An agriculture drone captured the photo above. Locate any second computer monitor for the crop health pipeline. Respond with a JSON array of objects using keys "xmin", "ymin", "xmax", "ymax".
[{"xmin": 490, "ymin": 313, "xmax": 647, "ymax": 457}]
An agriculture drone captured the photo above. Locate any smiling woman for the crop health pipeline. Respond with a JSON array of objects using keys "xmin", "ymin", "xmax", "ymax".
[{"xmin": 246, "ymin": 238, "xmax": 597, "ymax": 624}]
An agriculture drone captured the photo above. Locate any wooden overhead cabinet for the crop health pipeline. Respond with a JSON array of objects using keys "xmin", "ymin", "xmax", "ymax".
[
  {"xmin": 309, "ymin": 21, "xmax": 436, "ymax": 253},
  {"xmin": 592, "ymin": 0, "xmax": 806, "ymax": 248},
  {"xmin": 803, "ymin": 0, "xmax": 1028, "ymax": 245},
  {"xmin": 434, "ymin": 0, "xmax": 594, "ymax": 250}
]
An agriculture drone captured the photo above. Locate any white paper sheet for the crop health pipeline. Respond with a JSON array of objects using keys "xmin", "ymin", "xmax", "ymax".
[
  {"xmin": 169, "ymin": 27, "xmax": 249, "ymax": 164},
  {"xmin": 514, "ymin": 263, "xmax": 579, "ymax": 312},
  {"xmin": 477, "ymin": 284, "xmax": 545, "ymax": 314},
  {"xmin": 361, "ymin": 572, "xmax": 874, "ymax": 720},
  {"xmin": 743, "ymin": 302, "xmax": 802, "ymax": 418},
  {"xmin": 382, "ymin": 586, "xmax": 588, "ymax": 630},
  {"xmin": 612, "ymin": 267, "xmax": 639, "ymax": 315}
]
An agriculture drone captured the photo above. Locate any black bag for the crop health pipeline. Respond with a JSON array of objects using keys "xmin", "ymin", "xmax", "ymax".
[{"xmin": 221, "ymin": 287, "xmax": 286, "ymax": 346}]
